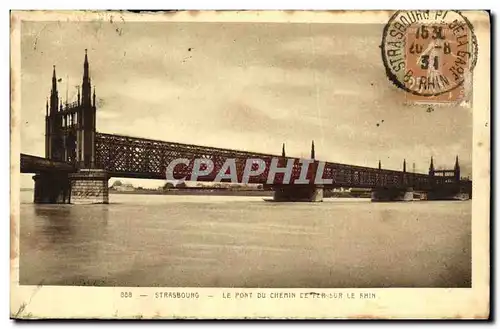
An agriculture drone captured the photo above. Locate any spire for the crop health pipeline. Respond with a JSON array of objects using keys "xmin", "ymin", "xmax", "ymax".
[
  {"xmin": 82, "ymin": 49, "xmax": 92, "ymax": 106},
  {"xmin": 310, "ymin": 140, "xmax": 315, "ymax": 159},
  {"xmin": 83, "ymin": 49, "xmax": 90, "ymax": 83},
  {"xmin": 77, "ymin": 86, "xmax": 80, "ymax": 105},
  {"xmin": 378, "ymin": 160, "xmax": 381, "ymax": 170},
  {"xmin": 281, "ymin": 143, "xmax": 286, "ymax": 157},
  {"xmin": 403, "ymin": 159, "xmax": 406, "ymax": 172},
  {"xmin": 454, "ymin": 155, "xmax": 460, "ymax": 180},
  {"xmin": 84, "ymin": 48, "xmax": 89, "ymax": 75},
  {"xmin": 93, "ymin": 86, "xmax": 96, "ymax": 107},
  {"xmin": 52, "ymin": 65, "xmax": 57, "ymax": 92},
  {"xmin": 50, "ymin": 65, "xmax": 59, "ymax": 114}
]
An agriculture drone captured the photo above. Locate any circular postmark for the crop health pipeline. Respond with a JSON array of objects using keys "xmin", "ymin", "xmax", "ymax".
[{"xmin": 381, "ymin": 10, "xmax": 478, "ymax": 97}]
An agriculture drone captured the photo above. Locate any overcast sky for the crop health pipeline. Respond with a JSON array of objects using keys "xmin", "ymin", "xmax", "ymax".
[{"xmin": 19, "ymin": 20, "xmax": 472, "ymax": 188}]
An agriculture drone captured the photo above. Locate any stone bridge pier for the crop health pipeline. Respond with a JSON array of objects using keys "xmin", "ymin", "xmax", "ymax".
[
  {"xmin": 272, "ymin": 185, "xmax": 324, "ymax": 202},
  {"xmin": 33, "ymin": 172, "xmax": 71, "ymax": 204},
  {"xmin": 370, "ymin": 187, "xmax": 414, "ymax": 202},
  {"xmin": 68, "ymin": 169, "xmax": 109, "ymax": 204}
]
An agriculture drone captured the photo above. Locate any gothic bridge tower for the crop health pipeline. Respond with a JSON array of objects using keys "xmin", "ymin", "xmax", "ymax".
[{"xmin": 38, "ymin": 49, "xmax": 107, "ymax": 204}]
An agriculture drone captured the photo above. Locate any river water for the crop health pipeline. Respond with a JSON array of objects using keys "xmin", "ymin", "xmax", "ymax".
[{"xmin": 19, "ymin": 191, "xmax": 471, "ymax": 288}]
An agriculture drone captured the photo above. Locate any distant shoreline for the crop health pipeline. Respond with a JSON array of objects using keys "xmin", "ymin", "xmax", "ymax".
[
  {"xmin": 22, "ymin": 187, "xmax": 371, "ymax": 198},
  {"xmin": 109, "ymin": 189, "xmax": 371, "ymax": 198}
]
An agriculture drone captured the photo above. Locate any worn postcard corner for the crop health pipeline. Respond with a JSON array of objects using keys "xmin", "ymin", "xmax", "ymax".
[{"xmin": 10, "ymin": 9, "xmax": 490, "ymax": 320}]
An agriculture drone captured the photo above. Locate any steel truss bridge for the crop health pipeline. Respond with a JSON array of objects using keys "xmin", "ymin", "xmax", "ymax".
[
  {"xmin": 92, "ymin": 132, "xmax": 449, "ymax": 190},
  {"xmin": 20, "ymin": 50, "xmax": 471, "ymax": 199}
]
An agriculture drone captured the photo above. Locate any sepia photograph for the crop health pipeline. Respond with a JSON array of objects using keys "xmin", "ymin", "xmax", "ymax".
[{"xmin": 10, "ymin": 9, "xmax": 490, "ymax": 319}]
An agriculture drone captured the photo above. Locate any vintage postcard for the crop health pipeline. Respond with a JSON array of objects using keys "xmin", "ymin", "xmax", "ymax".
[{"xmin": 10, "ymin": 10, "xmax": 490, "ymax": 319}]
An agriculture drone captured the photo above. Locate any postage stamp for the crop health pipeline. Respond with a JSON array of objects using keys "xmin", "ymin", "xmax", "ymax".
[
  {"xmin": 9, "ymin": 10, "xmax": 490, "ymax": 320},
  {"xmin": 381, "ymin": 10, "xmax": 478, "ymax": 106}
]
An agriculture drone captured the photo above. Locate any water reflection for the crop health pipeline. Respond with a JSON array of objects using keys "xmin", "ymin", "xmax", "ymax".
[
  {"xmin": 21, "ymin": 205, "xmax": 111, "ymax": 285},
  {"xmin": 34, "ymin": 206, "xmax": 73, "ymax": 244},
  {"xmin": 33, "ymin": 205, "xmax": 109, "ymax": 245}
]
